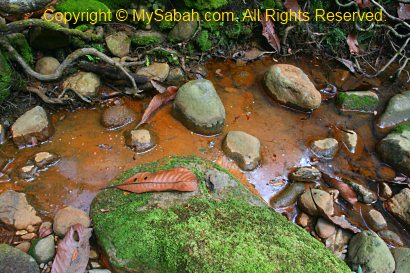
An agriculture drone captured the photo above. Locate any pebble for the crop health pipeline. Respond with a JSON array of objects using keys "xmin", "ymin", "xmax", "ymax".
[
  {"xmin": 16, "ymin": 230, "xmax": 28, "ymax": 236},
  {"xmin": 53, "ymin": 206, "xmax": 91, "ymax": 236},
  {"xmin": 21, "ymin": 232, "xmax": 37, "ymax": 240},
  {"xmin": 91, "ymin": 261, "xmax": 101, "ymax": 269},
  {"xmin": 26, "ymin": 225, "xmax": 36, "ymax": 233},
  {"xmin": 380, "ymin": 182, "xmax": 393, "ymax": 199},
  {"xmin": 366, "ymin": 209, "xmax": 387, "ymax": 231},
  {"xmin": 90, "ymin": 249, "xmax": 99, "ymax": 260},
  {"xmin": 296, "ymin": 212, "xmax": 311, "ymax": 228},
  {"xmin": 15, "ymin": 241, "xmax": 31, "ymax": 253},
  {"xmin": 310, "ymin": 138, "xmax": 339, "ymax": 159},
  {"xmin": 315, "ymin": 218, "xmax": 336, "ymax": 239},
  {"xmin": 298, "ymin": 189, "xmax": 334, "ymax": 216}
]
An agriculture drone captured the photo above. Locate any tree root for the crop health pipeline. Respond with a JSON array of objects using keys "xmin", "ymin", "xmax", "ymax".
[
  {"xmin": 26, "ymin": 85, "xmax": 72, "ymax": 104},
  {"xmin": 0, "ymin": 37, "xmax": 143, "ymax": 96}
]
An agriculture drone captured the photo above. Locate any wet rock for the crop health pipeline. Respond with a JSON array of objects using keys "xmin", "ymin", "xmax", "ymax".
[
  {"xmin": 33, "ymin": 152, "xmax": 59, "ymax": 168},
  {"xmin": 365, "ymin": 209, "xmax": 387, "ymax": 231},
  {"xmin": 270, "ymin": 182, "xmax": 307, "ymax": 208},
  {"xmin": 11, "ymin": 106, "xmax": 53, "ymax": 147},
  {"xmin": 90, "ymin": 156, "xmax": 350, "ymax": 273},
  {"xmin": 15, "ymin": 242, "xmax": 31, "ymax": 253},
  {"xmin": 21, "ymin": 233, "xmax": 37, "ymax": 240},
  {"xmin": 62, "ymin": 72, "xmax": 101, "ymax": 97},
  {"xmin": 0, "ymin": 123, "xmax": 6, "ymax": 145},
  {"xmin": 325, "ymin": 228, "xmax": 351, "ymax": 260},
  {"xmin": 166, "ymin": 67, "xmax": 186, "ymax": 86},
  {"xmin": 222, "ymin": 131, "xmax": 261, "ymax": 171},
  {"xmin": 296, "ymin": 212, "xmax": 311, "ymax": 228},
  {"xmin": 315, "ymin": 218, "xmax": 336, "ymax": 239},
  {"xmin": 0, "ymin": 244, "xmax": 40, "ymax": 273},
  {"xmin": 29, "ymin": 235, "xmax": 55, "ymax": 264},
  {"xmin": 19, "ymin": 165, "xmax": 38, "ymax": 180},
  {"xmin": 391, "ymin": 247, "xmax": 410, "ymax": 273},
  {"xmin": 379, "ymin": 183, "xmax": 392, "ymax": 199},
  {"xmin": 168, "ymin": 20, "xmax": 198, "ymax": 42},
  {"xmin": 173, "ymin": 79, "xmax": 225, "ymax": 135},
  {"xmin": 289, "ymin": 166, "xmax": 321, "ymax": 183},
  {"xmin": 132, "ymin": 30, "xmax": 165, "ymax": 46},
  {"xmin": 310, "ymin": 138, "xmax": 339, "ymax": 159},
  {"xmin": 378, "ymin": 127, "xmax": 410, "ymax": 176},
  {"xmin": 377, "ymin": 90, "xmax": 410, "ymax": 129},
  {"xmin": 344, "ymin": 179, "xmax": 377, "ymax": 204},
  {"xmin": 336, "ymin": 91, "xmax": 379, "ymax": 113},
  {"xmin": 340, "ymin": 129, "xmax": 358, "ymax": 154},
  {"xmin": 347, "ymin": 231, "xmax": 395, "ymax": 273},
  {"xmin": 0, "ymin": 190, "xmax": 41, "ymax": 229},
  {"xmin": 298, "ymin": 189, "xmax": 334, "ymax": 216},
  {"xmin": 136, "ymin": 62, "xmax": 170, "ymax": 82},
  {"xmin": 190, "ymin": 64, "xmax": 208, "ymax": 79},
  {"xmin": 101, "ymin": 105, "xmax": 137, "ymax": 129},
  {"xmin": 328, "ymin": 69, "xmax": 353, "ymax": 90},
  {"xmin": 386, "ymin": 188, "xmax": 410, "ymax": 228},
  {"xmin": 264, "ymin": 64, "xmax": 321, "ymax": 110},
  {"xmin": 105, "ymin": 32, "xmax": 131, "ymax": 58},
  {"xmin": 53, "ymin": 206, "xmax": 91, "ymax": 237},
  {"xmin": 378, "ymin": 230, "xmax": 404, "ymax": 247},
  {"xmin": 35, "ymin": 57, "xmax": 60, "ymax": 75},
  {"xmin": 124, "ymin": 129, "xmax": 156, "ymax": 153}
]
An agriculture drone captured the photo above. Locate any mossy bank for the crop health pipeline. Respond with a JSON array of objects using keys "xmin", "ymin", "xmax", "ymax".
[{"xmin": 91, "ymin": 155, "xmax": 350, "ymax": 273}]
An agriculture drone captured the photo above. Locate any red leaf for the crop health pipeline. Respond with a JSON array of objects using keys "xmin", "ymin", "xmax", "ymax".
[
  {"xmin": 284, "ymin": 0, "xmax": 301, "ymax": 12},
  {"xmin": 51, "ymin": 224, "xmax": 92, "ymax": 273},
  {"xmin": 136, "ymin": 86, "xmax": 178, "ymax": 128},
  {"xmin": 261, "ymin": 15, "xmax": 281, "ymax": 52},
  {"xmin": 398, "ymin": 3, "xmax": 410, "ymax": 20},
  {"xmin": 347, "ymin": 32, "xmax": 360, "ymax": 55},
  {"xmin": 108, "ymin": 167, "xmax": 198, "ymax": 193},
  {"xmin": 324, "ymin": 174, "xmax": 358, "ymax": 205}
]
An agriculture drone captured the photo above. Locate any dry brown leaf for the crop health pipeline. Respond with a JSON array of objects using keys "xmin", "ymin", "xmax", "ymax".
[
  {"xmin": 398, "ymin": 3, "xmax": 410, "ymax": 20},
  {"xmin": 284, "ymin": 0, "xmax": 301, "ymax": 12},
  {"xmin": 355, "ymin": 0, "xmax": 372, "ymax": 8},
  {"xmin": 261, "ymin": 15, "xmax": 281, "ymax": 52},
  {"xmin": 108, "ymin": 167, "xmax": 198, "ymax": 193},
  {"xmin": 136, "ymin": 86, "xmax": 178, "ymax": 128},
  {"xmin": 347, "ymin": 32, "xmax": 360, "ymax": 55},
  {"xmin": 150, "ymin": 79, "xmax": 167, "ymax": 94},
  {"xmin": 51, "ymin": 224, "xmax": 92, "ymax": 273}
]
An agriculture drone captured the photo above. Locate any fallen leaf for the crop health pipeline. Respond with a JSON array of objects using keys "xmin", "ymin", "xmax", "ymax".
[
  {"xmin": 355, "ymin": 0, "xmax": 372, "ymax": 8},
  {"xmin": 284, "ymin": 0, "xmax": 301, "ymax": 12},
  {"xmin": 324, "ymin": 174, "xmax": 358, "ymax": 205},
  {"xmin": 347, "ymin": 32, "xmax": 360, "ymax": 55},
  {"xmin": 150, "ymin": 79, "xmax": 166, "ymax": 94},
  {"xmin": 335, "ymin": 58, "xmax": 356, "ymax": 73},
  {"xmin": 261, "ymin": 14, "xmax": 281, "ymax": 52},
  {"xmin": 398, "ymin": 3, "xmax": 410, "ymax": 20},
  {"xmin": 51, "ymin": 224, "xmax": 92, "ymax": 273},
  {"xmin": 107, "ymin": 167, "xmax": 198, "ymax": 193},
  {"xmin": 136, "ymin": 86, "xmax": 178, "ymax": 128},
  {"xmin": 310, "ymin": 189, "xmax": 361, "ymax": 234}
]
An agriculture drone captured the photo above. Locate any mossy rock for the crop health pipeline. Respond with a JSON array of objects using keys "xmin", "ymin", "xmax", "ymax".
[
  {"xmin": 7, "ymin": 33, "xmax": 33, "ymax": 66},
  {"xmin": 131, "ymin": 31, "xmax": 165, "ymax": 47},
  {"xmin": 91, "ymin": 155, "xmax": 350, "ymax": 273},
  {"xmin": 0, "ymin": 51, "xmax": 12, "ymax": 104},
  {"xmin": 336, "ymin": 91, "xmax": 379, "ymax": 113}
]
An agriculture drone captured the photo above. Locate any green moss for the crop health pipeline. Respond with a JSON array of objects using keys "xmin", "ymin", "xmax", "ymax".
[
  {"xmin": 325, "ymin": 27, "xmax": 347, "ymax": 53},
  {"xmin": 75, "ymin": 24, "xmax": 94, "ymax": 32},
  {"xmin": 159, "ymin": 19, "xmax": 176, "ymax": 31},
  {"xmin": 184, "ymin": 0, "xmax": 228, "ymax": 10},
  {"xmin": 91, "ymin": 156, "xmax": 350, "ymax": 273},
  {"xmin": 0, "ymin": 51, "xmax": 12, "ymax": 104},
  {"xmin": 56, "ymin": 0, "xmax": 110, "ymax": 14},
  {"xmin": 7, "ymin": 34, "xmax": 33, "ymax": 66},
  {"xmin": 336, "ymin": 92, "xmax": 379, "ymax": 112},
  {"xmin": 98, "ymin": 0, "xmax": 131, "ymax": 9},
  {"xmin": 132, "ymin": 35, "xmax": 162, "ymax": 47},
  {"xmin": 393, "ymin": 123, "xmax": 410, "ymax": 134},
  {"xmin": 196, "ymin": 30, "xmax": 212, "ymax": 52}
]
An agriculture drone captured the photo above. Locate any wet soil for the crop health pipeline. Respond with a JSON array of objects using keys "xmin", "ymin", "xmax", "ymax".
[{"xmin": 1, "ymin": 56, "xmax": 410, "ymax": 246}]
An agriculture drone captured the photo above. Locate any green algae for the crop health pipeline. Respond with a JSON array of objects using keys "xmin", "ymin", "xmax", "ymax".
[{"xmin": 91, "ymin": 156, "xmax": 350, "ymax": 273}]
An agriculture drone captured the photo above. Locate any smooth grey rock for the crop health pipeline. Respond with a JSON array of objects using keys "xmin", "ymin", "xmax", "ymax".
[
  {"xmin": 348, "ymin": 231, "xmax": 395, "ymax": 273},
  {"xmin": 310, "ymin": 138, "xmax": 339, "ymax": 159},
  {"xmin": 168, "ymin": 20, "xmax": 198, "ymax": 42},
  {"xmin": 29, "ymin": 235, "xmax": 55, "ymax": 264},
  {"xmin": 377, "ymin": 91, "xmax": 410, "ymax": 129},
  {"xmin": 136, "ymin": 62, "xmax": 170, "ymax": 82},
  {"xmin": 0, "ymin": 244, "xmax": 39, "ymax": 273},
  {"xmin": 0, "ymin": 190, "xmax": 41, "ymax": 229},
  {"xmin": 386, "ymin": 188, "xmax": 410, "ymax": 228},
  {"xmin": 11, "ymin": 106, "xmax": 53, "ymax": 147},
  {"xmin": 264, "ymin": 64, "xmax": 321, "ymax": 110},
  {"xmin": 173, "ymin": 79, "xmax": 225, "ymax": 135},
  {"xmin": 35, "ymin": 57, "xmax": 60, "ymax": 75},
  {"xmin": 105, "ymin": 32, "xmax": 131, "ymax": 58},
  {"xmin": 378, "ymin": 129, "xmax": 410, "ymax": 176},
  {"xmin": 365, "ymin": 209, "xmax": 387, "ymax": 231},
  {"xmin": 222, "ymin": 131, "xmax": 261, "ymax": 171}
]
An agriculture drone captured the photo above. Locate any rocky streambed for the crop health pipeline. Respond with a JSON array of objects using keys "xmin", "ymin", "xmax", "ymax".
[{"xmin": 1, "ymin": 57, "xmax": 410, "ymax": 272}]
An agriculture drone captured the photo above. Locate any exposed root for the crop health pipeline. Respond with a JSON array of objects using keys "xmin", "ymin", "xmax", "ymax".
[{"xmin": 26, "ymin": 85, "xmax": 72, "ymax": 104}]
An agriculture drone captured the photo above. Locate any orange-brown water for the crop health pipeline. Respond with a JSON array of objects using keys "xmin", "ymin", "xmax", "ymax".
[{"xmin": 0, "ymin": 57, "xmax": 409, "ymax": 244}]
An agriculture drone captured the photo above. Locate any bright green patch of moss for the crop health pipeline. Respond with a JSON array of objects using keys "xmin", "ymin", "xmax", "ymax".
[
  {"xmin": 159, "ymin": 20, "xmax": 176, "ymax": 31},
  {"xmin": 184, "ymin": 0, "xmax": 228, "ymax": 10},
  {"xmin": 132, "ymin": 35, "xmax": 162, "ymax": 47},
  {"xmin": 336, "ymin": 92, "xmax": 379, "ymax": 112},
  {"xmin": 393, "ymin": 123, "xmax": 410, "ymax": 134},
  {"xmin": 91, "ymin": 156, "xmax": 350, "ymax": 273},
  {"xmin": 75, "ymin": 24, "xmax": 94, "ymax": 32},
  {"xmin": 56, "ymin": 0, "xmax": 110, "ymax": 14},
  {"xmin": 196, "ymin": 30, "xmax": 212, "ymax": 52},
  {"xmin": 0, "ymin": 51, "xmax": 12, "ymax": 104},
  {"xmin": 7, "ymin": 34, "xmax": 33, "ymax": 66},
  {"xmin": 98, "ymin": 0, "xmax": 131, "ymax": 9}
]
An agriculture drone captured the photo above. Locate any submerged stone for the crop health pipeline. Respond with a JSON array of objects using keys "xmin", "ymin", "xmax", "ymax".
[
  {"xmin": 91, "ymin": 156, "xmax": 350, "ymax": 273},
  {"xmin": 270, "ymin": 182, "xmax": 307, "ymax": 208},
  {"xmin": 336, "ymin": 91, "xmax": 379, "ymax": 113},
  {"xmin": 378, "ymin": 128, "xmax": 410, "ymax": 176},
  {"xmin": 173, "ymin": 80, "xmax": 225, "ymax": 135}
]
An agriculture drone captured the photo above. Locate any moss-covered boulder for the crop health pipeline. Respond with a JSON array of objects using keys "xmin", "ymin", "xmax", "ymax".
[
  {"xmin": 336, "ymin": 91, "xmax": 379, "ymax": 113},
  {"xmin": 0, "ymin": 244, "xmax": 39, "ymax": 273},
  {"xmin": 131, "ymin": 31, "xmax": 165, "ymax": 47},
  {"xmin": 91, "ymin": 156, "xmax": 350, "ymax": 273}
]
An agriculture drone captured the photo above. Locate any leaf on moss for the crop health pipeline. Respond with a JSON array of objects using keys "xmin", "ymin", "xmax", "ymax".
[
  {"xmin": 51, "ymin": 224, "xmax": 92, "ymax": 273},
  {"xmin": 136, "ymin": 85, "xmax": 178, "ymax": 128},
  {"xmin": 261, "ymin": 15, "xmax": 281, "ymax": 52},
  {"xmin": 107, "ymin": 167, "xmax": 198, "ymax": 193}
]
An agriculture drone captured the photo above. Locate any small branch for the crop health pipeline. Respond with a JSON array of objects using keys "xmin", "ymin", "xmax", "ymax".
[{"xmin": 27, "ymin": 86, "xmax": 71, "ymax": 104}]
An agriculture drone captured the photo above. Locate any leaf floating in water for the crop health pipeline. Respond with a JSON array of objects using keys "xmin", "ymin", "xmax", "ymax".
[
  {"xmin": 261, "ymin": 14, "xmax": 281, "ymax": 52},
  {"xmin": 136, "ymin": 86, "xmax": 178, "ymax": 128},
  {"xmin": 51, "ymin": 224, "xmax": 92, "ymax": 273},
  {"xmin": 107, "ymin": 167, "xmax": 198, "ymax": 193}
]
